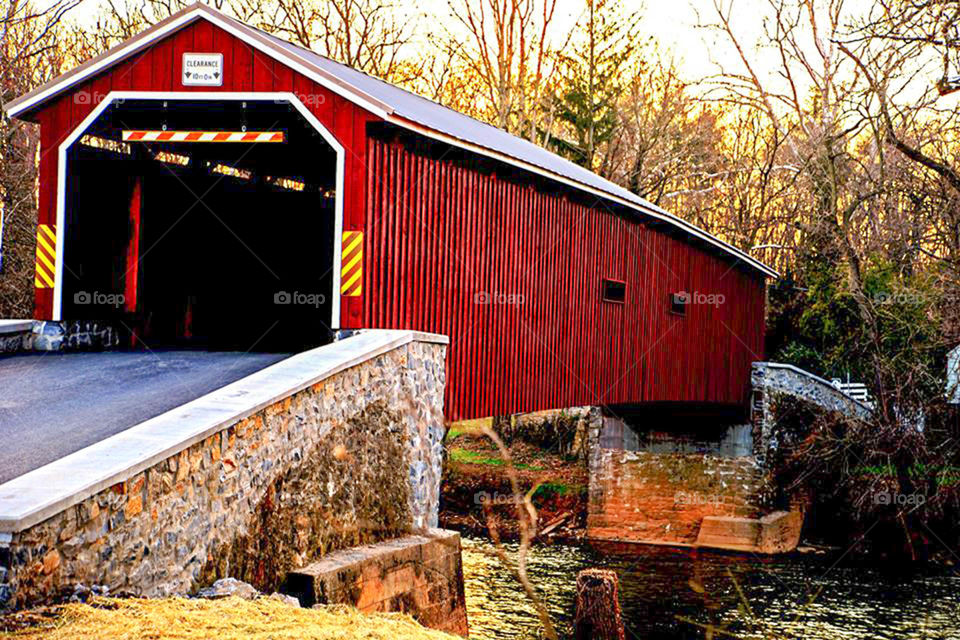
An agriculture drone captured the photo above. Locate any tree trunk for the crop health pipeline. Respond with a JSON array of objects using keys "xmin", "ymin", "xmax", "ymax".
[
  {"xmin": 490, "ymin": 414, "xmax": 514, "ymax": 444},
  {"xmin": 574, "ymin": 569, "xmax": 625, "ymax": 640}
]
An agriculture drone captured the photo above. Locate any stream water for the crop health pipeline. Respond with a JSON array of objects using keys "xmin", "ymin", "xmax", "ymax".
[{"xmin": 461, "ymin": 537, "xmax": 960, "ymax": 639}]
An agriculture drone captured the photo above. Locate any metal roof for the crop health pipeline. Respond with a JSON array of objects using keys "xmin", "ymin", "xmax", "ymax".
[{"xmin": 5, "ymin": 3, "xmax": 776, "ymax": 278}]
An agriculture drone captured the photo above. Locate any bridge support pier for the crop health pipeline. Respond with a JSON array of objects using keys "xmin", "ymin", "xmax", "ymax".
[
  {"xmin": 586, "ymin": 363, "xmax": 872, "ymax": 553},
  {"xmin": 585, "ymin": 408, "xmax": 776, "ymax": 550}
]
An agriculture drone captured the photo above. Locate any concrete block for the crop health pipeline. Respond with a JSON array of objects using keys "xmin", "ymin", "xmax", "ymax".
[
  {"xmin": 286, "ymin": 529, "xmax": 468, "ymax": 637},
  {"xmin": 694, "ymin": 510, "xmax": 802, "ymax": 553}
]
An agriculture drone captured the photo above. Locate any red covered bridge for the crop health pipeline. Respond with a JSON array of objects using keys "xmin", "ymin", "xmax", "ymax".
[{"xmin": 6, "ymin": 3, "xmax": 775, "ymax": 421}]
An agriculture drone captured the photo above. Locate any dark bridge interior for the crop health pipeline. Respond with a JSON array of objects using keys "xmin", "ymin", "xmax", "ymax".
[
  {"xmin": 61, "ymin": 99, "xmax": 337, "ymax": 351},
  {"xmin": 602, "ymin": 402, "xmax": 753, "ymax": 456}
]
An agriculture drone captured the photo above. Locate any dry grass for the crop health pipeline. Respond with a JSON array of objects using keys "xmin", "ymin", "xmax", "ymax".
[{"xmin": 0, "ymin": 596, "xmax": 458, "ymax": 640}]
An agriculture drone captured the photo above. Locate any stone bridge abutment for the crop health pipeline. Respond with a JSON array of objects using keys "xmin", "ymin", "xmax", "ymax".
[{"xmin": 0, "ymin": 330, "xmax": 466, "ymax": 634}]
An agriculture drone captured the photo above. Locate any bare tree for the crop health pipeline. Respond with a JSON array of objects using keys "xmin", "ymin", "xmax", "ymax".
[
  {"xmin": 837, "ymin": 0, "xmax": 960, "ymax": 339},
  {"xmin": 77, "ymin": 0, "xmax": 419, "ymax": 84},
  {"xmin": 0, "ymin": 0, "xmax": 78, "ymax": 317},
  {"xmin": 74, "ymin": 0, "xmax": 196, "ymax": 52},
  {"xmin": 231, "ymin": 0, "xmax": 421, "ymax": 83},
  {"xmin": 698, "ymin": 0, "xmax": 942, "ymax": 419},
  {"xmin": 840, "ymin": 1, "xmax": 960, "ymax": 208},
  {"xmin": 444, "ymin": 0, "xmax": 568, "ymax": 142}
]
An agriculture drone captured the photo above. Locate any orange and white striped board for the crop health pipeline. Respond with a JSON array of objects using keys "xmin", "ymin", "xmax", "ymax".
[
  {"xmin": 341, "ymin": 230, "xmax": 363, "ymax": 297},
  {"xmin": 122, "ymin": 130, "xmax": 284, "ymax": 143}
]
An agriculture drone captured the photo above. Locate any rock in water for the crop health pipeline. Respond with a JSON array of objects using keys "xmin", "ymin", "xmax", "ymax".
[{"xmin": 197, "ymin": 578, "xmax": 259, "ymax": 600}]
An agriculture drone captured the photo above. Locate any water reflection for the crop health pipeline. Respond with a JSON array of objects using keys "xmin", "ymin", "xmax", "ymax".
[{"xmin": 462, "ymin": 537, "xmax": 960, "ymax": 639}]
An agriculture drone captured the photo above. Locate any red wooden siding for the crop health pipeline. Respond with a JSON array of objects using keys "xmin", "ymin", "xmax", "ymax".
[
  {"xmin": 362, "ymin": 136, "xmax": 766, "ymax": 421},
  {"xmin": 29, "ymin": 19, "xmax": 376, "ymax": 327},
  {"xmin": 26, "ymin": 16, "xmax": 768, "ymax": 422}
]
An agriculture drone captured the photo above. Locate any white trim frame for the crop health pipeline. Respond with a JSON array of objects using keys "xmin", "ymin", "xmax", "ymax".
[{"xmin": 54, "ymin": 91, "xmax": 344, "ymax": 330}]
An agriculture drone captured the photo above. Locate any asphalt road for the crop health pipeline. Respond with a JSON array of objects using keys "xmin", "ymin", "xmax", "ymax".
[{"xmin": 0, "ymin": 350, "xmax": 290, "ymax": 484}]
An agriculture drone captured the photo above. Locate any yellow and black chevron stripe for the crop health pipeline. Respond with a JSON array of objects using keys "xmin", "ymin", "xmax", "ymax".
[
  {"xmin": 35, "ymin": 224, "xmax": 56, "ymax": 289},
  {"xmin": 340, "ymin": 230, "xmax": 363, "ymax": 297}
]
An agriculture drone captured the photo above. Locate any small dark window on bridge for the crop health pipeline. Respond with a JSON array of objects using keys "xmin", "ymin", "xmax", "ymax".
[
  {"xmin": 670, "ymin": 292, "xmax": 688, "ymax": 316},
  {"xmin": 602, "ymin": 279, "xmax": 626, "ymax": 303}
]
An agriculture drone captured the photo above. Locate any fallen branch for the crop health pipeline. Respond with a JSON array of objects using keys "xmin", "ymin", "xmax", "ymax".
[{"xmin": 538, "ymin": 511, "xmax": 571, "ymax": 538}]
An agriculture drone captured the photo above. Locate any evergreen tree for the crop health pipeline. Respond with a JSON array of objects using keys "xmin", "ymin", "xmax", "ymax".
[{"xmin": 552, "ymin": 0, "xmax": 641, "ymax": 171}]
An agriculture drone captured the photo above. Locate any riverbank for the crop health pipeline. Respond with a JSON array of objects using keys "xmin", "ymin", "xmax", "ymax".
[
  {"xmin": 439, "ymin": 418, "xmax": 588, "ymax": 542},
  {"xmin": 0, "ymin": 596, "xmax": 459, "ymax": 639}
]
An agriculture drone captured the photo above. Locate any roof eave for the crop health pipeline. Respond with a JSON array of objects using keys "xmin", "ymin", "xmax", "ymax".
[{"xmin": 5, "ymin": 8, "xmax": 203, "ymax": 119}]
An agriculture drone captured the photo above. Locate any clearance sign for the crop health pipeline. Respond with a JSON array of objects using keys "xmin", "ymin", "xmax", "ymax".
[{"xmin": 182, "ymin": 53, "xmax": 223, "ymax": 86}]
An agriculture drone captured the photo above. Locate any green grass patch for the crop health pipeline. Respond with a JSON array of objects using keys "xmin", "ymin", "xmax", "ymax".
[
  {"xmin": 448, "ymin": 447, "xmax": 544, "ymax": 471},
  {"xmin": 449, "ymin": 448, "xmax": 502, "ymax": 466},
  {"xmin": 532, "ymin": 481, "xmax": 570, "ymax": 500},
  {"xmin": 445, "ymin": 425, "xmax": 469, "ymax": 443},
  {"xmin": 531, "ymin": 481, "xmax": 587, "ymax": 501},
  {"xmin": 854, "ymin": 463, "xmax": 960, "ymax": 486},
  {"xmin": 444, "ymin": 418, "xmax": 490, "ymax": 442}
]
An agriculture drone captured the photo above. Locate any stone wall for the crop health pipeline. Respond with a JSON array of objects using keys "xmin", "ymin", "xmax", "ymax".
[
  {"xmin": 751, "ymin": 363, "xmax": 872, "ymax": 419},
  {"xmin": 499, "ymin": 406, "xmax": 595, "ymax": 460},
  {"xmin": 0, "ymin": 332, "xmax": 29, "ymax": 353},
  {"xmin": 0, "ymin": 334, "xmax": 447, "ymax": 610},
  {"xmin": 585, "ymin": 363, "xmax": 850, "ymax": 550},
  {"xmin": 0, "ymin": 320, "xmax": 122, "ymax": 353},
  {"xmin": 0, "ymin": 320, "xmax": 33, "ymax": 353},
  {"xmin": 751, "ymin": 362, "xmax": 873, "ymax": 466},
  {"xmin": 582, "ymin": 361, "xmax": 866, "ymax": 550}
]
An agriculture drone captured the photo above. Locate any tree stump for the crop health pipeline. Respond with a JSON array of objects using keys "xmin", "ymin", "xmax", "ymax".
[{"xmin": 574, "ymin": 568, "xmax": 625, "ymax": 640}]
